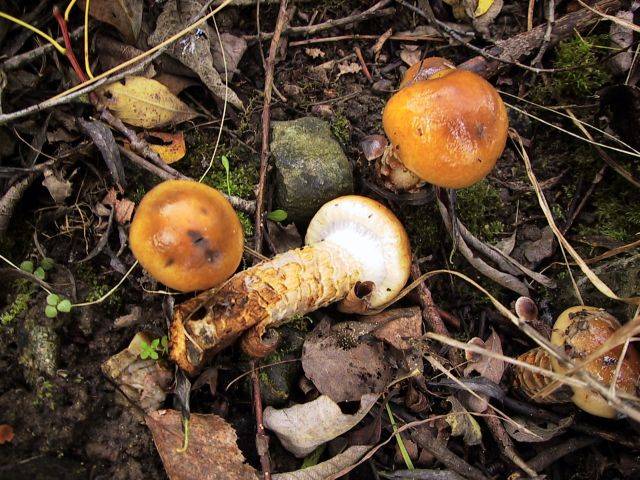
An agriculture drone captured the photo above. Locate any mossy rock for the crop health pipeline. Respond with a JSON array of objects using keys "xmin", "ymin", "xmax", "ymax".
[{"xmin": 271, "ymin": 117, "xmax": 353, "ymax": 223}]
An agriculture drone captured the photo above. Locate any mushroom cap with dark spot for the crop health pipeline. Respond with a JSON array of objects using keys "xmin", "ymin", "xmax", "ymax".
[
  {"xmin": 129, "ymin": 180, "xmax": 243, "ymax": 292},
  {"xmin": 550, "ymin": 306, "xmax": 640, "ymax": 418},
  {"xmin": 383, "ymin": 69, "xmax": 508, "ymax": 189}
]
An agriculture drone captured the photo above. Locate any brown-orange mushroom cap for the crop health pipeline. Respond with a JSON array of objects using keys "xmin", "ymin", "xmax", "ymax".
[
  {"xmin": 382, "ymin": 68, "xmax": 508, "ymax": 189},
  {"xmin": 550, "ymin": 306, "xmax": 640, "ymax": 418},
  {"xmin": 129, "ymin": 180, "xmax": 243, "ymax": 292}
]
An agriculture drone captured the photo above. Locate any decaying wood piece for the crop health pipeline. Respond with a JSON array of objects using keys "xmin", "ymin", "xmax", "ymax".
[
  {"xmin": 459, "ymin": 0, "xmax": 621, "ymax": 78},
  {"xmin": 170, "ymin": 243, "xmax": 360, "ymax": 374}
]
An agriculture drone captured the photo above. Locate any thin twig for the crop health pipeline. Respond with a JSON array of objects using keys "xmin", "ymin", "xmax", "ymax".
[
  {"xmin": 484, "ymin": 415, "xmax": 537, "ymax": 477},
  {"xmin": 246, "ymin": 1, "xmax": 394, "ymax": 43},
  {"xmin": 527, "ymin": 437, "xmax": 599, "ymax": 472},
  {"xmin": 251, "ymin": 361, "xmax": 272, "ymax": 480},
  {"xmin": 0, "ymin": 27, "xmax": 83, "ymax": 71},
  {"xmin": 254, "ymin": 0, "xmax": 289, "ymax": 254},
  {"xmin": 532, "ymin": 0, "xmax": 556, "ymax": 66},
  {"xmin": 411, "ymin": 262, "xmax": 449, "ymax": 336}
]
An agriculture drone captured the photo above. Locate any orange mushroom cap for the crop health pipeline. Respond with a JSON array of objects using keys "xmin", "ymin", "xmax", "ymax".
[
  {"xmin": 399, "ymin": 57, "xmax": 455, "ymax": 89},
  {"xmin": 550, "ymin": 306, "xmax": 640, "ymax": 418},
  {"xmin": 129, "ymin": 180, "xmax": 244, "ymax": 292},
  {"xmin": 383, "ymin": 68, "xmax": 508, "ymax": 189}
]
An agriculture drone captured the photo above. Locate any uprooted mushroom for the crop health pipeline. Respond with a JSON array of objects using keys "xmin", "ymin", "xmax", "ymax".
[
  {"xmin": 168, "ymin": 194, "xmax": 411, "ymax": 374},
  {"xmin": 514, "ymin": 306, "xmax": 640, "ymax": 418}
]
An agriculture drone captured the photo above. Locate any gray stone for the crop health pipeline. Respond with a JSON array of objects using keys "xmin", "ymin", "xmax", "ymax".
[{"xmin": 271, "ymin": 117, "xmax": 353, "ymax": 223}]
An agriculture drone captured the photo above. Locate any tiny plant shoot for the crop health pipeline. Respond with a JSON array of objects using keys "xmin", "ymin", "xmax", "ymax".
[
  {"xmin": 267, "ymin": 209, "xmax": 287, "ymax": 222},
  {"xmin": 221, "ymin": 155, "xmax": 231, "ymax": 196},
  {"xmin": 139, "ymin": 336, "xmax": 169, "ymax": 361}
]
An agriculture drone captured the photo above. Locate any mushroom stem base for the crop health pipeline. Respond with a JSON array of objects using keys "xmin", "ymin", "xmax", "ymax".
[
  {"xmin": 170, "ymin": 243, "xmax": 361, "ymax": 374},
  {"xmin": 376, "ymin": 145, "xmax": 423, "ymax": 192}
]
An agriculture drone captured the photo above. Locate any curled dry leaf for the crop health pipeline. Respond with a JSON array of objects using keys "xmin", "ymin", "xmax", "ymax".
[
  {"xmin": 399, "ymin": 45, "xmax": 422, "ymax": 66},
  {"xmin": 146, "ymin": 131, "xmax": 187, "ymax": 164},
  {"xmin": 42, "ymin": 168, "xmax": 72, "ymax": 204},
  {"xmin": 365, "ymin": 306, "xmax": 423, "ymax": 351},
  {"xmin": 445, "ymin": 396, "xmax": 482, "ymax": 446},
  {"xmin": 101, "ymin": 332, "xmax": 173, "ymax": 413},
  {"xmin": 79, "ymin": 0, "xmax": 142, "ymax": 43},
  {"xmin": 336, "ymin": 62, "xmax": 362, "ymax": 79},
  {"xmin": 96, "ymin": 34, "xmax": 155, "ymax": 78},
  {"xmin": 78, "ymin": 118, "xmax": 126, "ymax": 189},
  {"xmin": 273, "ymin": 445, "xmax": 371, "ymax": 480},
  {"xmin": 263, "ymin": 394, "xmax": 379, "ymax": 457},
  {"xmin": 463, "ymin": 329, "xmax": 504, "ymax": 384},
  {"xmin": 0, "ymin": 424, "xmax": 14, "ymax": 444},
  {"xmin": 102, "ymin": 188, "xmax": 135, "ymax": 224},
  {"xmin": 149, "ymin": 0, "xmax": 242, "ymax": 109},
  {"xmin": 211, "ymin": 33, "xmax": 248, "ymax": 76},
  {"xmin": 305, "ymin": 48, "xmax": 325, "ymax": 59},
  {"xmin": 302, "ymin": 318, "xmax": 392, "ymax": 403},
  {"xmin": 146, "ymin": 409, "xmax": 258, "ymax": 480},
  {"xmin": 97, "ymin": 77, "xmax": 197, "ymax": 129},
  {"xmin": 503, "ymin": 416, "xmax": 573, "ymax": 443}
]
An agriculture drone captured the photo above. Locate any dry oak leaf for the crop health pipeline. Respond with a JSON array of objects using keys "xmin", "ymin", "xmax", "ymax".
[
  {"xmin": 146, "ymin": 409, "xmax": 258, "ymax": 480},
  {"xmin": 264, "ymin": 394, "xmax": 379, "ymax": 457},
  {"xmin": 97, "ymin": 77, "xmax": 197, "ymax": 129},
  {"xmin": 148, "ymin": 0, "xmax": 242, "ymax": 109},
  {"xmin": 302, "ymin": 319, "xmax": 392, "ymax": 403},
  {"xmin": 147, "ymin": 131, "xmax": 187, "ymax": 164},
  {"xmin": 79, "ymin": 0, "xmax": 142, "ymax": 43}
]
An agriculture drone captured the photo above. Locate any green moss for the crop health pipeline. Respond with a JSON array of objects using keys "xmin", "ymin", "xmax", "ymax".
[
  {"xmin": 457, "ymin": 180, "xmax": 504, "ymax": 242},
  {"xmin": 531, "ymin": 34, "xmax": 611, "ymax": 102},
  {"xmin": 75, "ymin": 264, "xmax": 123, "ymax": 311},
  {"xmin": 202, "ymin": 161, "xmax": 258, "ymax": 199},
  {"xmin": 578, "ymin": 186, "xmax": 640, "ymax": 241},
  {"xmin": 402, "ymin": 204, "xmax": 442, "ymax": 257},
  {"xmin": 330, "ymin": 114, "xmax": 351, "ymax": 147},
  {"xmin": 1, "ymin": 291, "xmax": 31, "ymax": 325},
  {"xmin": 237, "ymin": 212, "xmax": 254, "ymax": 237}
]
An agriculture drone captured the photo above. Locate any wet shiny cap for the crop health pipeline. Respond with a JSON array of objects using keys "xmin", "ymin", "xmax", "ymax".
[
  {"xmin": 129, "ymin": 180, "xmax": 244, "ymax": 292},
  {"xmin": 383, "ymin": 68, "xmax": 508, "ymax": 189}
]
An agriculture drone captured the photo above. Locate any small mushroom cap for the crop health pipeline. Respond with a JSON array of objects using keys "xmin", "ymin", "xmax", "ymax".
[
  {"xmin": 305, "ymin": 195, "xmax": 411, "ymax": 307},
  {"xmin": 129, "ymin": 180, "xmax": 243, "ymax": 292},
  {"xmin": 383, "ymin": 69, "xmax": 508, "ymax": 189},
  {"xmin": 550, "ymin": 306, "xmax": 640, "ymax": 418},
  {"xmin": 399, "ymin": 57, "xmax": 455, "ymax": 89}
]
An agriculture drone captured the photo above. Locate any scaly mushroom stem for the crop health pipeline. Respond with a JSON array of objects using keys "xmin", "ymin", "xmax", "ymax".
[
  {"xmin": 513, "ymin": 347, "xmax": 573, "ymax": 403},
  {"xmin": 170, "ymin": 242, "xmax": 361, "ymax": 374}
]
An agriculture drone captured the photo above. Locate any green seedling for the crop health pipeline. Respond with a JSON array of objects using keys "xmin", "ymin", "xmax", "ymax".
[
  {"xmin": 44, "ymin": 293, "xmax": 72, "ymax": 318},
  {"xmin": 221, "ymin": 155, "xmax": 231, "ymax": 196},
  {"xmin": 267, "ymin": 209, "xmax": 288, "ymax": 222},
  {"xmin": 139, "ymin": 336, "xmax": 169, "ymax": 360},
  {"xmin": 20, "ymin": 260, "xmax": 34, "ymax": 273},
  {"xmin": 40, "ymin": 257, "xmax": 55, "ymax": 271}
]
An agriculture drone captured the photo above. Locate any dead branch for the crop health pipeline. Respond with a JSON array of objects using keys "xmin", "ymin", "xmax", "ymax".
[
  {"xmin": 484, "ymin": 414, "xmax": 537, "ymax": 477},
  {"xmin": 527, "ymin": 437, "xmax": 599, "ymax": 472},
  {"xmin": 458, "ymin": 0, "xmax": 622, "ymax": 78}
]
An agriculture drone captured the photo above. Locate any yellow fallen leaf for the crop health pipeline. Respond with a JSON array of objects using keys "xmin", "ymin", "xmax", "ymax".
[
  {"xmin": 475, "ymin": 0, "xmax": 495, "ymax": 16},
  {"xmin": 147, "ymin": 131, "xmax": 187, "ymax": 164},
  {"xmin": 97, "ymin": 76, "xmax": 197, "ymax": 129}
]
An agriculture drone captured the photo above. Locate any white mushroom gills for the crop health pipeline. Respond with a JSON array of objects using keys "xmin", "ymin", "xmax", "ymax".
[{"xmin": 170, "ymin": 195, "xmax": 411, "ymax": 373}]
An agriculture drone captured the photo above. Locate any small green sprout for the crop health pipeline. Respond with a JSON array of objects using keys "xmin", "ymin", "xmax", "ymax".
[
  {"xmin": 267, "ymin": 209, "xmax": 287, "ymax": 222},
  {"xmin": 40, "ymin": 257, "xmax": 55, "ymax": 271},
  {"xmin": 221, "ymin": 155, "xmax": 231, "ymax": 196},
  {"xmin": 44, "ymin": 293, "xmax": 72, "ymax": 318},
  {"xmin": 139, "ymin": 336, "xmax": 169, "ymax": 360},
  {"xmin": 34, "ymin": 267, "xmax": 45, "ymax": 280},
  {"xmin": 20, "ymin": 260, "xmax": 34, "ymax": 273}
]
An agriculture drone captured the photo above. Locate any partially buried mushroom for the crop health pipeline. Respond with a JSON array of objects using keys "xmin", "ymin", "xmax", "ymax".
[
  {"xmin": 379, "ymin": 58, "xmax": 508, "ymax": 190},
  {"xmin": 514, "ymin": 306, "xmax": 640, "ymax": 418},
  {"xmin": 170, "ymin": 195, "xmax": 411, "ymax": 374},
  {"xmin": 129, "ymin": 180, "xmax": 244, "ymax": 292}
]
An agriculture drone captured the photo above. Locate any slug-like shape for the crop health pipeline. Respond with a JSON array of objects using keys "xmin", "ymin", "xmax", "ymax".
[
  {"xmin": 513, "ymin": 306, "xmax": 640, "ymax": 418},
  {"xmin": 379, "ymin": 58, "xmax": 508, "ymax": 190},
  {"xmin": 170, "ymin": 195, "xmax": 411, "ymax": 374},
  {"xmin": 129, "ymin": 180, "xmax": 244, "ymax": 292}
]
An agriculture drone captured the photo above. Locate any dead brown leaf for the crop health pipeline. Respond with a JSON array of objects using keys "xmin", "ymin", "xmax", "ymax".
[
  {"xmin": 305, "ymin": 48, "xmax": 325, "ymax": 59},
  {"xmin": 211, "ymin": 33, "xmax": 248, "ymax": 75},
  {"xmin": 79, "ymin": 0, "xmax": 142, "ymax": 43},
  {"xmin": 102, "ymin": 188, "xmax": 135, "ymax": 224},
  {"xmin": 367, "ymin": 306, "xmax": 422, "ymax": 351},
  {"xmin": 463, "ymin": 329, "xmax": 504, "ymax": 384},
  {"xmin": 148, "ymin": 0, "xmax": 242, "ymax": 109},
  {"xmin": 146, "ymin": 409, "xmax": 258, "ymax": 480},
  {"xmin": 446, "ymin": 396, "xmax": 482, "ymax": 446},
  {"xmin": 336, "ymin": 62, "xmax": 362, "ymax": 79},
  {"xmin": 302, "ymin": 318, "xmax": 392, "ymax": 403},
  {"xmin": 146, "ymin": 131, "xmax": 187, "ymax": 164},
  {"xmin": 42, "ymin": 168, "xmax": 72, "ymax": 204},
  {"xmin": 503, "ymin": 416, "xmax": 573, "ymax": 443}
]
